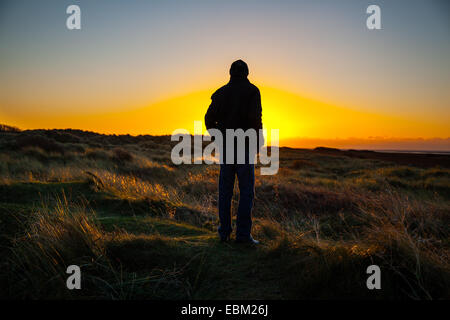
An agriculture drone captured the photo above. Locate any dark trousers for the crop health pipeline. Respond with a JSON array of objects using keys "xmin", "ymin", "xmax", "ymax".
[{"xmin": 218, "ymin": 164, "xmax": 255, "ymax": 240}]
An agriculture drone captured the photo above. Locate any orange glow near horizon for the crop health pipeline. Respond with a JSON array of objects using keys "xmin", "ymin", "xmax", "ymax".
[
  {"xmin": 1, "ymin": 2, "xmax": 449, "ymax": 151},
  {"xmin": 1, "ymin": 86, "xmax": 449, "ymax": 149}
]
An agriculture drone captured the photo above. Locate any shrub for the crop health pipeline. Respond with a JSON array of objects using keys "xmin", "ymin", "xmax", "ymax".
[
  {"xmin": 64, "ymin": 143, "xmax": 85, "ymax": 153},
  {"xmin": 22, "ymin": 147, "xmax": 49, "ymax": 162},
  {"xmin": 0, "ymin": 124, "xmax": 20, "ymax": 132},
  {"xmin": 357, "ymin": 192, "xmax": 450, "ymax": 299},
  {"xmin": 15, "ymin": 135, "xmax": 64, "ymax": 154},
  {"xmin": 5, "ymin": 198, "xmax": 105, "ymax": 298},
  {"xmin": 423, "ymin": 167, "xmax": 450, "ymax": 179},
  {"xmin": 112, "ymin": 148, "xmax": 134, "ymax": 163},
  {"xmin": 382, "ymin": 166, "xmax": 420, "ymax": 179},
  {"xmin": 266, "ymin": 238, "xmax": 379, "ymax": 299},
  {"xmin": 255, "ymin": 182, "xmax": 355, "ymax": 216},
  {"xmin": 291, "ymin": 159, "xmax": 318, "ymax": 170},
  {"xmin": 85, "ymin": 148, "xmax": 110, "ymax": 160},
  {"xmin": 45, "ymin": 131, "xmax": 81, "ymax": 143}
]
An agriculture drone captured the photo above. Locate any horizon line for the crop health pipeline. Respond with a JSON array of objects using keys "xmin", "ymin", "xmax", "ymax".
[{"xmin": 2, "ymin": 124, "xmax": 449, "ymax": 152}]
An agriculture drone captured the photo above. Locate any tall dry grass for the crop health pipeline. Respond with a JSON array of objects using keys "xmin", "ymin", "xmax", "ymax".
[
  {"xmin": 3, "ymin": 195, "xmax": 191, "ymax": 299},
  {"xmin": 0, "ymin": 129, "xmax": 449, "ymax": 299}
]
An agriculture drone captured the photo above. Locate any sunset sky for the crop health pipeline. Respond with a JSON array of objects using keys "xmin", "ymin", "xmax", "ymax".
[{"xmin": 0, "ymin": 0, "xmax": 449, "ymax": 150}]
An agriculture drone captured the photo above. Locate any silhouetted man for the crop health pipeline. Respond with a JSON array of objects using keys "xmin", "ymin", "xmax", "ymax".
[{"xmin": 205, "ymin": 60, "xmax": 262, "ymax": 244}]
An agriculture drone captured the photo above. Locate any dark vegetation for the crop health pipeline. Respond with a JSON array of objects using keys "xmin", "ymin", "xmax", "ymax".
[
  {"xmin": 0, "ymin": 125, "xmax": 449, "ymax": 299},
  {"xmin": 0, "ymin": 124, "xmax": 20, "ymax": 132}
]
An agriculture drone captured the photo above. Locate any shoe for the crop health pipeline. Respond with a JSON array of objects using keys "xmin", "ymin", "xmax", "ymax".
[
  {"xmin": 220, "ymin": 235, "xmax": 230, "ymax": 242},
  {"xmin": 236, "ymin": 235, "xmax": 260, "ymax": 245}
]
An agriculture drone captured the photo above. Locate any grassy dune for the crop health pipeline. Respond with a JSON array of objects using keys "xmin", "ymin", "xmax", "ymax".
[{"xmin": 0, "ymin": 126, "xmax": 449, "ymax": 299}]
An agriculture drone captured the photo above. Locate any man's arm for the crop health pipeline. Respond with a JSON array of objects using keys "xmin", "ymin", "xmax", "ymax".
[
  {"xmin": 249, "ymin": 89, "xmax": 262, "ymax": 130},
  {"xmin": 249, "ymin": 88, "xmax": 264, "ymax": 148},
  {"xmin": 205, "ymin": 93, "xmax": 220, "ymax": 131}
]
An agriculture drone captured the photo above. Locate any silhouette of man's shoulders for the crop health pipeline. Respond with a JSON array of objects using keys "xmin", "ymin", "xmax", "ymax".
[{"xmin": 211, "ymin": 80, "xmax": 260, "ymax": 100}]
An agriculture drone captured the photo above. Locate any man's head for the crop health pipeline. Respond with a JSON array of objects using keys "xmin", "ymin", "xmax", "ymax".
[{"xmin": 229, "ymin": 60, "xmax": 249, "ymax": 78}]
